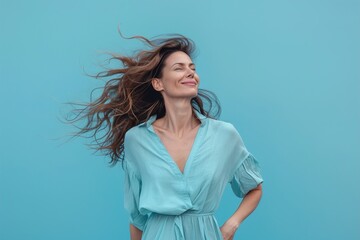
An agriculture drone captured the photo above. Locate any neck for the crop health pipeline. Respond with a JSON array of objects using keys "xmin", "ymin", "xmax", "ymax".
[{"xmin": 160, "ymin": 98, "xmax": 199, "ymax": 136}]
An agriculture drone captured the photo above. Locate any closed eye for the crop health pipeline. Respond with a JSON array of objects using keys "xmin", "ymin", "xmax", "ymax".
[{"xmin": 172, "ymin": 62, "xmax": 196, "ymax": 71}]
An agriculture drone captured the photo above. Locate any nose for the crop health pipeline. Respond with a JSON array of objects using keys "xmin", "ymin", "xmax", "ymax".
[{"xmin": 186, "ymin": 68, "xmax": 195, "ymax": 78}]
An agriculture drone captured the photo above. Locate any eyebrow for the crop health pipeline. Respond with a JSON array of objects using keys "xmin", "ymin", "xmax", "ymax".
[{"xmin": 171, "ymin": 62, "xmax": 195, "ymax": 67}]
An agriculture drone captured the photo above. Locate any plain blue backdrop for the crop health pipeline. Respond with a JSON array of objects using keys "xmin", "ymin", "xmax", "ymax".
[{"xmin": 1, "ymin": 0, "xmax": 359, "ymax": 239}]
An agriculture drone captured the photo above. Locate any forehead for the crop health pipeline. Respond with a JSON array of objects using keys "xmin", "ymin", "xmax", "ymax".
[{"xmin": 164, "ymin": 51, "xmax": 193, "ymax": 65}]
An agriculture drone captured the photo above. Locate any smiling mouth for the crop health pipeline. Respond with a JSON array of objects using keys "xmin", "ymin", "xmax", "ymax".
[{"xmin": 181, "ymin": 81, "xmax": 197, "ymax": 86}]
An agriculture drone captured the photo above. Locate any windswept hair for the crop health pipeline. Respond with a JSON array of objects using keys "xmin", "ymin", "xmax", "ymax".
[{"xmin": 67, "ymin": 33, "xmax": 221, "ymax": 165}]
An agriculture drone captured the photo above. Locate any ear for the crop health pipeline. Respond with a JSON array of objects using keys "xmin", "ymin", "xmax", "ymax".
[{"xmin": 151, "ymin": 78, "xmax": 164, "ymax": 92}]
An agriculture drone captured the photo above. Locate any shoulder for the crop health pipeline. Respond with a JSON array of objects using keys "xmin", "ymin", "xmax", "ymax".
[
  {"xmin": 123, "ymin": 123, "xmax": 149, "ymax": 166},
  {"xmin": 123, "ymin": 123, "xmax": 152, "ymax": 156},
  {"xmin": 207, "ymin": 118, "xmax": 239, "ymax": 136},
  {"xmin": 206, "ymin": 118, "xmax": 246, "ymax": 147},
  {"xmin": 209, "ymin": 119, "xmax": 249, "ymax": 161},
  {"xmin": 124, "ymin": 122, "xmax": 148, "ymax": 142}
]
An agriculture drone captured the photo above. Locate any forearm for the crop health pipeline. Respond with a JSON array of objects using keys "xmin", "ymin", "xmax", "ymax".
[
  {"xmin": 228, "ymin": 184, "xmax": 263, "ymax": 227},
  {"xmin": 130, "ymin": 224, "xmax": 142, "ymax": 240}
]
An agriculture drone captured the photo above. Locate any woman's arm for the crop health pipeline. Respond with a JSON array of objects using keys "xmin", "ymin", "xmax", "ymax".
[
  {"xmin": 130, "ymin": 224, "xmax": 142, "ymax": 240},
  {"xmin": 220, "ymin": 184, "xmax": 263, "ymax": 240}
]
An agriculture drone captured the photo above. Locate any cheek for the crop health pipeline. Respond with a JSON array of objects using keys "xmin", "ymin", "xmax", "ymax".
[
  {"xmin": 161, "ymin": 76, "xmax": 180, "ymax": 89},
  {"xmin": 164, "ymin": 72, "xmax": 184, "ymax": 84},
  {"xmin": 195, "ymin": 74, "xmax": 200, "ymax": 83},
  {"xmin": 163, "ymin": 69, "xmax": 179, "ymax": 78}
]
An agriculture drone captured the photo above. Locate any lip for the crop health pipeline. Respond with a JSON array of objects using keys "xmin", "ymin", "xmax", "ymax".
[{"xmin": 180, "ymin": 80, "xmax": 197, "ymax": 86}]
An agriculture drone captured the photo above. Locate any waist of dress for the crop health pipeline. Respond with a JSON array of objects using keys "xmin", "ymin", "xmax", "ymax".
[
  {"xmin": 151, "ymin": 211, "xmax": 215, "ymax": 217},
  {"xmin": 146, "ymin": 211, "xmax": 219, "ymax": 239}
]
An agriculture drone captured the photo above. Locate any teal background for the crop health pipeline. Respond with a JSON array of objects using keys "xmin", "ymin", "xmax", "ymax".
[{"xmin": 1, "ymin": 0, "xmax": 359, "ymax": 239}]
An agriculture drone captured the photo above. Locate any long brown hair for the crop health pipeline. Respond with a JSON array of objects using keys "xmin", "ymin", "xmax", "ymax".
[{"xmin": 66, "ymin": 33, "xmax": 221, "ymax": 165}]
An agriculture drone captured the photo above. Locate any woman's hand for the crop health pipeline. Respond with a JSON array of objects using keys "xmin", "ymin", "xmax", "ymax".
[
  {"xmin": 220, "ymin": 219, "xmax": 239, "ymax": 240},
  {"xmin": 130, "ymin": 224, "xmax": 142, "ymax": 240}
]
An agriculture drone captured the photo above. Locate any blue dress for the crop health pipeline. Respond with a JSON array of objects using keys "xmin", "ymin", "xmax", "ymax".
[{"xmin": 123, "ymin": 111, "xmax": 263, "ymax": 239}]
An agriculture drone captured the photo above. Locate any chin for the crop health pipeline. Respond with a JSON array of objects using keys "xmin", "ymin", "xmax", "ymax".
[
  {"xmin": 184, "ymin": 91, "xmax": 198, "ymax": 99},
  {"xmin": 167, "ymin": 89, "xmax": 198, "ymax": 99}
]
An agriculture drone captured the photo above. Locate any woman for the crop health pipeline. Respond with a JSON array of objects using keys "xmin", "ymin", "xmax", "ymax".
[{"xmin": 70, "ymin": 34, "xmax": 263, "ymax": 239}]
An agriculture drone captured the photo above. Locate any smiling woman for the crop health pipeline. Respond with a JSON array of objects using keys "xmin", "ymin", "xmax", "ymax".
[{"xmin": 67, "ymin": 33, "xmax": 263, "ymax": 240}]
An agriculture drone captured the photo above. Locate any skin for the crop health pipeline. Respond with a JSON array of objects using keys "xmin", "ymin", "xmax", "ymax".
[{"xmin": 129, "ymin": 51, "xmax": 263, "ymax": 240}]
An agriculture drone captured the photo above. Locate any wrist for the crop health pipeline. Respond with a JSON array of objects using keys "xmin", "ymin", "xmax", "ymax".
[{"xmin": 226, "ymin": 217, "xmax": 241, "ymax": 230}]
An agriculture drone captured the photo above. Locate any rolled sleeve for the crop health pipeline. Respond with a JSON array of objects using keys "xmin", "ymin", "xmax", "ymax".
[{"xmin": 229, "ymin": 153, "xmax": 263, "ymax": 198}]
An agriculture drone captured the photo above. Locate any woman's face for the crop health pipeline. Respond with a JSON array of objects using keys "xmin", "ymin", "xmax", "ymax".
[{"xmin": 152, "ymin": 51, "xmax": 200, "ymax": 100}]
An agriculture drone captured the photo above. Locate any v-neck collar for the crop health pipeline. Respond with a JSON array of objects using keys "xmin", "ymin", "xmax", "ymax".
[{"xmin": 140, "ymin": 110, "xmax": 207, "ymax": 177}]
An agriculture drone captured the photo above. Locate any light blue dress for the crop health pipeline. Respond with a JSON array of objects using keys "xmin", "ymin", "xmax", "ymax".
[{"xmin": 123, "ymin": 111, "xmax": 263, "ymax": 239}]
